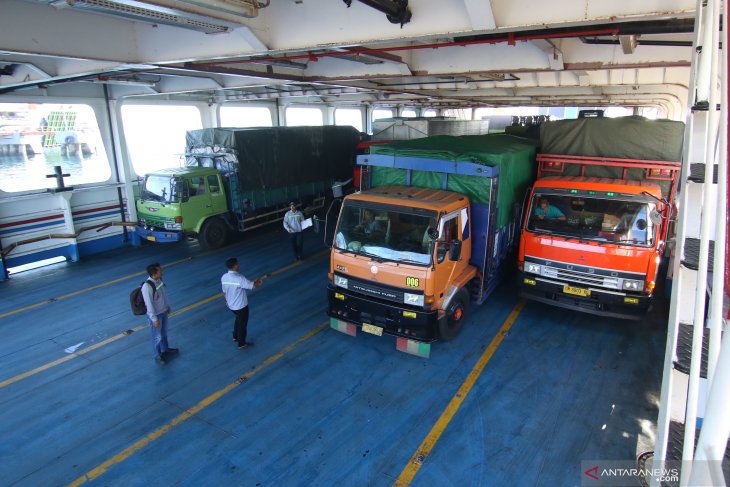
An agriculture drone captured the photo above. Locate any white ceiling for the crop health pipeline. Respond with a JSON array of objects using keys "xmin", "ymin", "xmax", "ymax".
[{"xmin": 0, "ymin": 0, "xmax": 697, "ymax": 117}]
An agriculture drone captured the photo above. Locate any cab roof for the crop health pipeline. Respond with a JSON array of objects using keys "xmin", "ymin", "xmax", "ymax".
[
  {"xmin": 535, "ymin": 176, "xmax": 664, "ymax": 198},
  {"xmin": 347, "ymin": 185, "xmax": 468, "ymax": 211}
]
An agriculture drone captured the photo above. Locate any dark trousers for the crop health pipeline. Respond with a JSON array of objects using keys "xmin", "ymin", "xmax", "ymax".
[
  {"xmin": 232, "ymin": 306, "xmax": 249, "ymax": 346},
  {"xmin": 290, "ymin": 231, "xmax": 303, "ymax": 260}
]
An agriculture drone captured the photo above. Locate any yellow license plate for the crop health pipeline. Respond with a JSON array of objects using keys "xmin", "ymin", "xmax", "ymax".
[
  {"xmin": 563, "ymin": 285, "xmax": 590, "ymax": 297},
  {"xmin": 362, "ymin": 323, "xmax": 383, "ymax": 336},
  {"xmin": 146, "ymin": 236, "xmax": 156, "ymax": 242}
]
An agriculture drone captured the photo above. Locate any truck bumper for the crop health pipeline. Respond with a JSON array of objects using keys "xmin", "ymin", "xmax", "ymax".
[
  {"xmin": 327, "ymin": 285, "xmax": 440, "ymax": 342},
  {"xmin": 134, "ymin": 225, "xmax": 184, "ymax": 243},
  {"xmin": 518, "ymin": 272, "xmax": 651, "ymax": 321}
]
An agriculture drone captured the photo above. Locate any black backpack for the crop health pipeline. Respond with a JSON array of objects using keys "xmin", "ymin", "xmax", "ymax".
[{"xmin": 130, "ymin": 279, "xmax": 156, "ymax": 315}]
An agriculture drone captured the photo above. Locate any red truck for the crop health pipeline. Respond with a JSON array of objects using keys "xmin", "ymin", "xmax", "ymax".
[{"xmin": 517, "ymin": 116, "xmax": 683, "ymax": 319}]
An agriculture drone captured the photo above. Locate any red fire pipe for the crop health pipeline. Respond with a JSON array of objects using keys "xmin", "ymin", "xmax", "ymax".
[{"xmin": 188, "ymin": 27, "xmax": 619, "ymax": 68}]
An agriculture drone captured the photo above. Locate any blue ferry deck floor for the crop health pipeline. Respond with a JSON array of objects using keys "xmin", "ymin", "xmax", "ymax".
[{"xmin": 0, "ymin": 226, "xmax": 667, "ymax": 486}]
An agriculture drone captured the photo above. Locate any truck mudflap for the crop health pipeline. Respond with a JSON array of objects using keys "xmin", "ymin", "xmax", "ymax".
[
  {"xmin": 518, "ymin": 272, "xmax": 651, "ymax": 321},
  {"xmin": 134, "ymin": 225, "xmax": 184, "ymax": 243},
  {"xmin": 327, "ymin": 285, "xmax": 440, "ymax": 357}
]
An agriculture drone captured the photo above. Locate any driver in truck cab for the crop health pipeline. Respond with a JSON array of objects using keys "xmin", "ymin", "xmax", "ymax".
[
  {"xmin": 534, "ymin": 197, "xmax": 566, "ymax": 221},
  {"xmin": 355, "ymin": 210, "xmax": 385, "ymax": 237}
]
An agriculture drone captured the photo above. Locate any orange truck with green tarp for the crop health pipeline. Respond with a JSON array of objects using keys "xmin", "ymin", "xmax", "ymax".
[
  {"xmin": 326, "ymin": 134, "xmax": 536, "ymax": 357},
  {"xmin": 517, "ymin": 116, "xmax": 683, "ymax": 319}
]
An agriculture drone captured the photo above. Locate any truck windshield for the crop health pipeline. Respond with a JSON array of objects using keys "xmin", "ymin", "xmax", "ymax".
[
  {"xmin": 526, "ymin": 193, "xmax": 656, "ymax": 246},
  {"xmin": 141, "ymin": 175, "xmax": 179, "ymax": 203},
  {"xmin": 334, "ymin": 203, "xmax": 438, "ymax": 265}
]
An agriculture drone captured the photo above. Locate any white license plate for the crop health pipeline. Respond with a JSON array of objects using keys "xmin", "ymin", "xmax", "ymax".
[
  {"xmin": 563, "ymin": 285, "xmax": 590, "ymax": 297},
  {"xmin": 362, "ymin": 323, "xmax": 383, "ymax": 336}
]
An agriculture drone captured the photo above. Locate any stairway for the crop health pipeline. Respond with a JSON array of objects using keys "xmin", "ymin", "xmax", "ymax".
[{"xmin": 649, "ymin": 0, "xmax": 729, "ymax": 485}]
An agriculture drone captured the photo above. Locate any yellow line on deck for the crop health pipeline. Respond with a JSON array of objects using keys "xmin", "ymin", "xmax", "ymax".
[
  {"xmin": 67, "ymin": 320, "xmax": 329, "ymax": 487},
  {"xmin": 0, "ymin": 251, "xmax": 325, "ymax": 390},
  {"xmin": 0, "ymin": 256, "xmax": 193, "ymax": 320},
  {"xmin": 394, "ymin": 299, "xmax": 527, "ymax": 487}
]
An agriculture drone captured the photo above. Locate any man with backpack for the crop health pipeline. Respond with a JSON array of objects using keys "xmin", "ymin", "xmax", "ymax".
[{"xmin": 142, "ymin": 263, "xmax": 178, "ymax": 365}]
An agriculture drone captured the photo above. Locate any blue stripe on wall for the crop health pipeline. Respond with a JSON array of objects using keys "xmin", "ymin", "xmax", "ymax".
[
  {"xmin": 0, "ymin": 220, "xmax": 65, "ymax": 236},
  {"xmin": 74, "ymin": 210, "xmax": 123, "ymax": 222}
]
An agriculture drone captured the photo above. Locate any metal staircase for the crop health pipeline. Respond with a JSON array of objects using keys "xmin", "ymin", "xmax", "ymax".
[{"xmin": 650, "ymin": 0, "xmax": 729, "ymax": 485}]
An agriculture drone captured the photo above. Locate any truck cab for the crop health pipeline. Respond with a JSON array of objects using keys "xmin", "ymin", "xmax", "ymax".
[
  {"xmin": 135, "ymin": 167, "xmax": 228, "ymax": 247},
  {"xmin": 328, "ymin": 186, "xmax": 476, "ymax": 345}
]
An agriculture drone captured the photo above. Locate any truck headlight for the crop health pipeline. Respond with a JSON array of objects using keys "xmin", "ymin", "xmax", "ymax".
[
  {"xmin": 622, "ymin": 279, "xmax": 644, "ymax": 292},
  {"xmin": 526, "ymin": 263, "xmax": 542, "ymax": 275},
  {"xmin": 334, "ymin": 275, "xmax": 348, "ymax": 289},
  {"xmin": 404, "ymin": 293, "xmax": 424, "ymax": 306}
]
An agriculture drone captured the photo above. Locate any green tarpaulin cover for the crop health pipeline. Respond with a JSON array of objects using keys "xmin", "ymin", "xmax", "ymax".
[
  {"xmin": 540, "ymin": 116, "xmax": 684, "ymax": 162},
  {"xmin": 368, "ymin": 134, "xmax": 537, "ymax": 227}
]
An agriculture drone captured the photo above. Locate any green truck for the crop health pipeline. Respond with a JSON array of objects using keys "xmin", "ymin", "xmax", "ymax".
[{"xmin": 134, "ymin": 126, "xmax": 360, "ymax": 249}]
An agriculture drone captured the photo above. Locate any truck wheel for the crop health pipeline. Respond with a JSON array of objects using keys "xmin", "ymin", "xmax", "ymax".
[
  {"xmin": 439, "ymin": 288, "xmax": 470, "ymax": 340},
  {"xmin": 199, "ymin": 218, "xmax": 228, "ymax": 250}
]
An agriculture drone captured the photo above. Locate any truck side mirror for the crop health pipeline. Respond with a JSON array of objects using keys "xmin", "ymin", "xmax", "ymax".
[
  {"xmin": 636, "ymin": 219, "xmax": 647, "ymax": 231},
  {"xmin": 449, "ymin": 240, "xmax": 462, "ymax": 261},
  {"xmin": 427, "ymin": 227, "xmax": 439, "ymax": 240}
]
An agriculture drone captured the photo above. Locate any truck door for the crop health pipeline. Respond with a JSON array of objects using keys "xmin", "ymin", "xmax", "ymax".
[
  {"xmin": 181, "ymin": 175, "xmax": 213, "ymax": 231},
  {"xmin": 433, "ymin": 211, "xmax": 461, "ymax": 307},
  {"xmin": 206, "ymin": 174, "xmax": 227, "ymax": 215}
]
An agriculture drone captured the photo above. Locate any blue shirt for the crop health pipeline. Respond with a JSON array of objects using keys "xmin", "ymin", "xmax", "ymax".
[
  {"xmin": 534, "ymin": 204, "xmax": 565, "ymax": 219},
  {"xmin": 221, "ymin": 270, "xmax": 254, "ymax": 311}
]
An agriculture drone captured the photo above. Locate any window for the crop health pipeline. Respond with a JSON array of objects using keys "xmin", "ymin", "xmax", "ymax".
[
  {"xmin": 423, "ymin": 109, "xmax": 438, "ymax": 117},
  {"xmin": 372, "ymin": 108, "xmax": 394, "ymax": 122},
  {"xmin": 285, "ymin": 107, "xmax": 323, "ymax": 126},
  {"xmin": 443, "ymin": 108, "xmax": 473, "ymax": 120},
  {"xmin": 122, "ymin": 104, "xmax": 202, "ymax": 176},
  {"xmin": 220, "ymin": 106, "xmax": 272, "ymax": 127},
  {"xmin": 189, "ymin": 176, "xmax": 206, "ymax": 196},
  {"xmin": 207, "ymin": 175, "xmax": 220, "ymax": 193},
  {"xmin": 401, "ymin": 108, "xmax": 417, "ymax": 118},
  {"xmin": 0, "ymin": 103, "xmax": 110, "ymax": 192},
  {"xmin": 335, "ymin": 108, "xmax": 363, "ymax": 132},
  {"xmin": 437, "ymin": 215, "xmax": 458, "ymax": 263}
]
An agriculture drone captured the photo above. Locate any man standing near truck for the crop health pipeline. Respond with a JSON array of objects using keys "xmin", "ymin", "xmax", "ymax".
[
  {"xmin": 283, "ymin": 202, "xmax": 305, "ymax": 261},
  {"xmin": 142, "ymin": 263, "xmax": 179, "ymax": 365},
  {"xmin": 222, "ymin": 257, "xmax": 262, "ymax": 349}
]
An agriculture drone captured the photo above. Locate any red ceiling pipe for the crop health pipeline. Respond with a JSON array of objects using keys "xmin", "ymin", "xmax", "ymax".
[{"xmin": 188, "ymin": 27, "xmax": 619, "ymax": 68}]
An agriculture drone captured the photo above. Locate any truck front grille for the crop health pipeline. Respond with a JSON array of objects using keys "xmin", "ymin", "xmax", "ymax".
[{"xmin": 541, "ymin": 266, "xmax": 621, "ymax": 290}]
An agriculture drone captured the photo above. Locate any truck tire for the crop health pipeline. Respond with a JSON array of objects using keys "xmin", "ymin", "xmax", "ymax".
[
  {"xmin": 199, "ymin": 218, "xmax": 228, "ymax": 250},
  {"xmin": 439, "ymin": 288, "xmax": 470, "ymax": 340}
]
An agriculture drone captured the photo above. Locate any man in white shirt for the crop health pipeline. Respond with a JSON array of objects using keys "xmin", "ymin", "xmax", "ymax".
[
  {"xmin": 141, "ymin": 263, "xmax": 178, "ymax": 365},
  {"xmin": 283, "ymin": 202, "xmax": 305, "ymax": 261},
  {"xmin": 221, "ymin": 257, "xmax": 262, "ymax": 349}
]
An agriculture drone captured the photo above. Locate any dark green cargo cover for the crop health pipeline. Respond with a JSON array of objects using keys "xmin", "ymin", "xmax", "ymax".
[
  {"xmin": 368, "ymin": 134, "xmax": 537, "ymax": 227},
  {"xmin": 540, "ymin": 116, "xmax": 684, "ymax": 161},
  {"xmin": 186, "ymin": 126, "xmax": 360, "ymax": 191}
]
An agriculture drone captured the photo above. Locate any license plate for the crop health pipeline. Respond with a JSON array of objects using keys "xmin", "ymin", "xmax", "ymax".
[
  {"xmin": 362, "ymin": 323, "xmax": 383, "ymax": 336},
  {"xmin": 146, "ymin": 236, "xmax": 156, "ymax": 242},
  {"xmin": 563, "ymin": 285, "xmax": 590, "ymax": 297}
]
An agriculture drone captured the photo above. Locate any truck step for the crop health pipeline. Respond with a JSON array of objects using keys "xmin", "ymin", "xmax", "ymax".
[
  {"xmin": 673, "ymin": 323, "xmax": 709, "ymax": 379},
  {"xmin": 688, "ymin": 163, "xmax": 718, "ymax": 184},
  {"xmin": 681, "ymin": 237, "xmax": 715, "ymax": 271}
]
